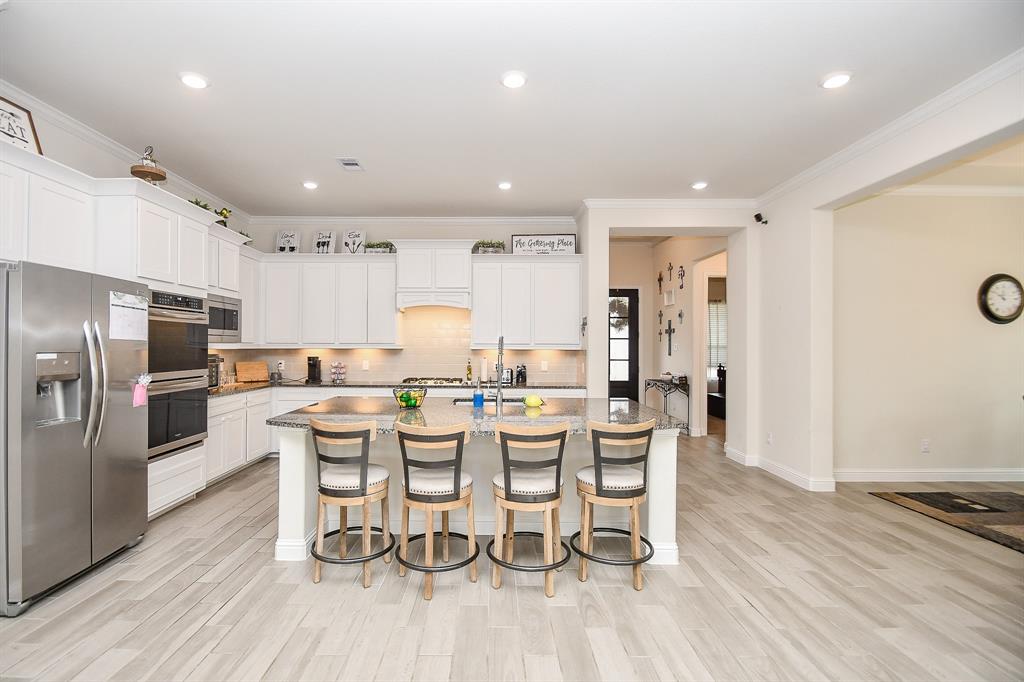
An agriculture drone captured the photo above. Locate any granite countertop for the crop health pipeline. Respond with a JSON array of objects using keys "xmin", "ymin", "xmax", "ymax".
[
  {"xmin": 210, "ymin": 380, "xmax": 586, "ymax": 398},
  {"xmin": 266, "ymin": 396, "xmax": 684, "ymax": 435}
]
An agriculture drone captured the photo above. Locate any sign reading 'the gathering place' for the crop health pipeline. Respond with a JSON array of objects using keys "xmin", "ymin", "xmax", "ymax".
[{"xmin": 511, "ymin": 234, "xmax": 577, "ymax": 255}]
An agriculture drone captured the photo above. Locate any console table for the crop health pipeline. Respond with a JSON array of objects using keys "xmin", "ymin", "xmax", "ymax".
[{"xmin": 644, "ymin": 377, "xmax": 689, "ymax": 435}]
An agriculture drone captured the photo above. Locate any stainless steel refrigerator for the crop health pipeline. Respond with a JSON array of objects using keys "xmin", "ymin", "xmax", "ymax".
[{"xmin": 1, "ymin": 261, "xmax": 149, "ymax": 616}]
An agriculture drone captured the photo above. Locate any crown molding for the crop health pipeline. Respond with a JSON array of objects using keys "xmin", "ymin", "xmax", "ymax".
[
  {"xmin": 581, "ymin": 198, "xmax": 757, "ymax": 210},
  {"xmin": 247, "ymin": 215, "xmax": 577, "ymax": 227},
  {"xmin": 0, "ymin": 78, "xmax": 251, "ymax": 226},
  {"xmin": 756, "ymin": 47, "xmax": 1024, "ymax": 207},
  {"xmin": 886, "ymin": 184, "xmax": 1024, "ymax": 197}
]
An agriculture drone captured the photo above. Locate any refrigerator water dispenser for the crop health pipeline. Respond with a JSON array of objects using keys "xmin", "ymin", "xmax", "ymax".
[{"xmin": 34, "ymin": 352, "xmax": 82, "ymax": 427}]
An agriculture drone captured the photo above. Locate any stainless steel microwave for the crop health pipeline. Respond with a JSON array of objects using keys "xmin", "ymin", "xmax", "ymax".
[{"xmin": 208, "ymin": 294, "xmax": 241, "ymax": 343}]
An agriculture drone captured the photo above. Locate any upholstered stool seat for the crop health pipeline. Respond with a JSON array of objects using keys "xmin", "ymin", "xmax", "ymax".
[
  {"xmin": 574, "ymin": 465, "xmax": 642, "ymax": 491},
  {"xmin": 406, "ymin": 468, "xmax": 473, "ymax": 497},
  {"xmin": 491, "ymin": 470, "xmax": 562, "ymax": 496},
  {"xmin": 321, "ymin": 463, "xmax": 390, "ymax": 491}
]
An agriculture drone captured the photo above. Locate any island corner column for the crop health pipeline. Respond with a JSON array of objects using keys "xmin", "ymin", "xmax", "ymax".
[
  {"xmin": 644, "ymin": 428, "xmax": 680, "ymax": 564},
  {"xmin": 274, "ymin": 427, "xmax": 319, "ymax": 561}
]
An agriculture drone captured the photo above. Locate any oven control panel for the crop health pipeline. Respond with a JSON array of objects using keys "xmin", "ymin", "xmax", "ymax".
[{"xmin": 151, "ymin": 291, "xmax": 205, "ymax": 311}]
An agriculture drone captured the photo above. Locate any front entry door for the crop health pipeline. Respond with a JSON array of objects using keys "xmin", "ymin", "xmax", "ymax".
[{"xmin": 609, "ymin": 289, "xmax": 639, "ymax": 400}]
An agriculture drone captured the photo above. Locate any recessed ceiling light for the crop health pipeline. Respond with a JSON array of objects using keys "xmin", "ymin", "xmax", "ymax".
[
  {"xmin": 498, "ymin": 181, "xmax": 512, "ymax": 190},
  {"xmin": 691, "ymin": 181, "xmax": 708, "ymax": 190},
  {"xmin": 820, "ymin": 72, "xmax": 851, "ymax": 89},
  {"xmin": 303, "ymin": 181, "xmax": 318, "ymax": 190},
  {"xmin": 500, "ymin": 71, "xmax": 527, "ymax": 89},
  {"xmin": 179, "ymin": 72, "xmax": 209, "ymax": 89}
]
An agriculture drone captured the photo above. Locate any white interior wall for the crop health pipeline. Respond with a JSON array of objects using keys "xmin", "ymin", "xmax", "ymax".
[
  {"xmin": 833, "ymin": 194, "xmax": 1024, "ymax": 480},
  {"xmin": 689, "ymin": 251, "xmax": 728, "ymax": 436}
]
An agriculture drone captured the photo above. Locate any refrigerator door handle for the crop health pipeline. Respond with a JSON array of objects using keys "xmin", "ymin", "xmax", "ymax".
[
  {"xmin": 83, "ymin": 320, "xmax": 101, "ymax": 448},
  {"xmin": 93, "ymin": 320, "xmax": 110, "ymax": 446}
]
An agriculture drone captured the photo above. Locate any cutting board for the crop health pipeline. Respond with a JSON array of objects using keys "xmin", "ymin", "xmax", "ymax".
[{"xmin": 235, "ymin": 361, "xmax": 270, "ymax": 383}]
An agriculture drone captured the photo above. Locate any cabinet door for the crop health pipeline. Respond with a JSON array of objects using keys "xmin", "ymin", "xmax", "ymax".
[
  {"xmin": 239, "ymin": 256, "xmax": 258, "ymax": 343},
  {"xmin": 434, "ymin": 248, "xmax": 471, "ymax": 289},
  {"xmin": 0, "ymin": 162, "xmax": 27, "ymax": 261},
  {"xmin": 471, "ymin": 262, "xmax": 502, "ymax": 346},
  {"xmin": 217, "ymin": 240, "xmax": 240, "ymax": 291},
  {"xmin": 178, "ymin": 217, "xmax": 208, "ymax": 289},
  {"xmin": 246, "ymin": 402, "xmax": 271, "ymax": 461},
  {"xmin": 532, "ymin": 262, "xmax": 581, "ymax": 346},
  {"xmin": 137, "ymin": 199, "xmax": 178, "ymax": 283},
  {"xmin": 367, "ymin": 261, "xmax": 397, "ymax": 344},
  {"xmin": 396, "ymin": 248, "xmax": 433, "ymax": 289},
  {"xmin": 501, "ymin": 262, "xmax": 533, "ymax": 344},
  {"xmin": 301, "ymin": 262, "xmax": 337, "ymax": 344},
  {"xmin": 205, "ymin": 235, "xmax": 219, "ymax": 288},
  {"xmin": 264, "ymin": 263, "xmax": 301, "ymax": 344},
  {"xmin": 27, "ymin": 176, "xmax": 94, "ymax": 273},
  {"xmin": 222, "ymin": 410, "xmax": 247, "ymax": 472},
  {"xmin": 337, "ymin": 262, "xmax": 368, "ymax": 344},
  {"xmin": 205, "ymin": 416, "xmax": 226, "ymax": 481}
]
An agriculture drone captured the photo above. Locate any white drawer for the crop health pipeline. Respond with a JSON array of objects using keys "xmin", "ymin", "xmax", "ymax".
[
  {"xmin": 244, "ymin": 388, "xmax": 272, "ymax": 406},
  {"xmin": 209, "ymin": 393, "xmax": 246, "ymax": 417},
  {"xmin": 148, "ymin": 443, "xmax": 207, "ymax": 517}
]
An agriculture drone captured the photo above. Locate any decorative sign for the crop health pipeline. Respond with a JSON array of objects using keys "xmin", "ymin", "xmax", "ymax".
[
  {"xmin": 109, "ymin": 291, "xmax": 148, "ymax": 341},
  {"xmin": 1, "ymin": 96, "xmax": 42, "ymax": 155},
  {"xmin": 511, "ymin": 233, "xmax": 576, "ymax": 255},
  {"xmin": 311, "ymin": 230, "xmax": 336, "ymax": 254},
  {"xmin": 275, "ymin": 230, "xmax": 300, "ymax": 253},
  {"xmin": 342, "ymin": 229, "xmax": 365, "ymax": 253},
  {"xmin": 662, "ymin": 289, "xmax": 675, "ymax": 306}
]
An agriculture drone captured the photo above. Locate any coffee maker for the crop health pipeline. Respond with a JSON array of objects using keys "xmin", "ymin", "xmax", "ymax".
[{"xmin": 306, "ymin": 356, "xmax": 322, "ymax": 385}]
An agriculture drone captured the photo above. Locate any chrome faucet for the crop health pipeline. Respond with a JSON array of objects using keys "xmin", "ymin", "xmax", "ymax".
[{"xmin": 496, "ymin": 335, "xmax": 504, "ymax": 419}]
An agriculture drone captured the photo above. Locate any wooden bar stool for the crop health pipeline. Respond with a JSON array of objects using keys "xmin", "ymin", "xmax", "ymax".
[
  {"xmin": 489, "ymin": 422, "xmax": 572, "ymax": 598},
  {"xmin": 571, "ymin": 419, "xmax": 656, "ymax": 590},
  {"xmin": 394, "ymin": 422, "xmax": 479, "ymax": 600},
  {"xmin": 310, "ymin": 418, "xmax": 395, "ymax": 588}
]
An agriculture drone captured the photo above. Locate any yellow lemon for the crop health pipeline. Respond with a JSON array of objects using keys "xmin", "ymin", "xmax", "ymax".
[
  {"xmin": 524, "ymin": 406, "xmax": 542, "ymax": 419},
  {"xmin": 523, "ymin": 394, "xmax": 543, "ymax": 408}
]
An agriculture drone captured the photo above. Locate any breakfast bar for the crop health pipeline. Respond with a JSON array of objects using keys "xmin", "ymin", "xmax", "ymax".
[{"xmin": 268, "ymin": 396, "xmax": 684, "ymax": 564}]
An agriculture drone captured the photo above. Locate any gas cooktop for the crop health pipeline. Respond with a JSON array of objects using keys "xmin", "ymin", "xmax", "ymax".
[{"xmin": 400, "ymin": 377, "xmax": 466, "ymax": 386}]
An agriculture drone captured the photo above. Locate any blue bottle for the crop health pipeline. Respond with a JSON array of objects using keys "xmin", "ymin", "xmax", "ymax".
[{"xmin": 473, "ymin": 379, "xmax": 484, "ymax": 408}]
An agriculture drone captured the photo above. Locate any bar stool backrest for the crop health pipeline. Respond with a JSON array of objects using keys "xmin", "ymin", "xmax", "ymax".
[
  {"xmin": 309, "ymin": 418, "xmax": 378, "ymax": 498},
  {"xmin": 395, "ymin": 422, "xmax": 471, "ymax": 503},
  {"xmin": 494, "ymin": 422, "xmax": 571, "ymax": 504},
  {"xmin": 585, "ymin": 419, "xmax": 656, "ymax": 498}
]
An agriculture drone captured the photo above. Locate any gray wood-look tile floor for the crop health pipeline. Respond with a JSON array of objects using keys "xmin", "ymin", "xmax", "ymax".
[{"xmin": 1, "ymin": 423, "xmax": 1022, "ymax": 681}]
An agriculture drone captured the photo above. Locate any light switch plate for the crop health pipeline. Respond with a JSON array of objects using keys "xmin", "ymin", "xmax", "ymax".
[
  {"xmin": 361, "ymin": 360, "xmax": 369, "ymax": 371},
  {"xmin": 540, "ymin": 360, "xmax": 549, "ymax": 372}
]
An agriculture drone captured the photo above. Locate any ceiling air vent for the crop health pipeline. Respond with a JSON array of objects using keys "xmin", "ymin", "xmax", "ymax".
[{"xmin": 336, "ymin": 157, "xmax": 365, "ymax": 172}]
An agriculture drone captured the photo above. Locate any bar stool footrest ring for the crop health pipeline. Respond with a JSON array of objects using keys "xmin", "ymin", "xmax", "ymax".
[
  {"xmin": 311, "ymin": 525, "xmax": 395, "ymax": 565},
  {"xmin": 569, "ymin": 527, "xmax": 654, "ymax": 566},
  {"xmin": 486, "ymin": 531, "xmax": 572, "ymax": 572},
  {"xmin": 396, "ymin": 532, "xmax": 480, "ymax": 573}
]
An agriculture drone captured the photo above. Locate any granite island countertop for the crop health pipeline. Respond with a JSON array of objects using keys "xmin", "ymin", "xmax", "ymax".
[
  {"xmin": 211, "ymin": 380, "xmax": 586, "ymax": 398},
  {"xmin": 266, "ymin": 396, "xmax": 684, "ymax": 435}
]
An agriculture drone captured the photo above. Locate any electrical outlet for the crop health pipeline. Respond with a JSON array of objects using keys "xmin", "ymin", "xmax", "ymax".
[
  {"xmin": 920, "ymin": 438, "xmax": 931, "ymax": 454},
  {"xmin": 540, "ymin": 360, "xmax": 549, "ymax": 372},
  {"xmin": 361, "ymin": 360, "xmax": 370, "ymax": 371},
  {"xmin": 766, "ymin": 431, "xmax": 773, "ymax": 445}
]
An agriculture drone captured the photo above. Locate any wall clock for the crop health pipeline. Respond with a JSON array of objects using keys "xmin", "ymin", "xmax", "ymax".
[{"xmin": 978, "ymin": 273, "xmax": 1022, "ymax": 324}]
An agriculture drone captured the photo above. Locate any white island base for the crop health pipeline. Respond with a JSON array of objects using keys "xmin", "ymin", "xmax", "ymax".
[{"xmin": 273, "ymin": 427, "xmax": 680, "ymax": 565}]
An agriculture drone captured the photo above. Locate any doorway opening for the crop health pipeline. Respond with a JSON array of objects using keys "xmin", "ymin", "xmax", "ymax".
[
  {"xmin": 608, "ymin": 289, "xmax": 639, "ymax": 400},
  {"xmin": 706, "ymin": 276, "xmax": 727, "ymax": 439}
]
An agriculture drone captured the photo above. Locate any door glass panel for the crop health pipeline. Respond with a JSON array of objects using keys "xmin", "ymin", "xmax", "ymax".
[
  {"xmin": 609, "ymin": 297, "xmax": 628, "ymax": 317},
  {"xmin": 610, "ymin": 339, "xmax": 629, "ymax": 360},
  {"xmin": 609, "ymin": 360, "xmax": 628, "ymax": 381},
  {"xmin": 610, "ymin": 321, "xmax": 628, "ymax": 338}
]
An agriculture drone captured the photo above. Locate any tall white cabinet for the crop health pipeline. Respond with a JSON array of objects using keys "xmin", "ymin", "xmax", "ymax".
[{"xmin": 264, "ymin": 262, "xmax": 302, "ymax": 344}]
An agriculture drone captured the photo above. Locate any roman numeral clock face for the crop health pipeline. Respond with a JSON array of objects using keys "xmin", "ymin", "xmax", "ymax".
[{"xmin": 979, "ymin": 274, "xmax": 1023, "ymax": 324}]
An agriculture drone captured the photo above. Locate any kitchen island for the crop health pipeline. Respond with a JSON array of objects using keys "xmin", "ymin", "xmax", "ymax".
[{"xmin": 268, "ymin": 396, "xmax": 684, "ymax": 564}]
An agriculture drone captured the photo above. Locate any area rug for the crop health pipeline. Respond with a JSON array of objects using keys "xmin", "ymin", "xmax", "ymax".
[{"xmin": 870, "ymin": 491, "xmax": 1024, "ymax": 553}]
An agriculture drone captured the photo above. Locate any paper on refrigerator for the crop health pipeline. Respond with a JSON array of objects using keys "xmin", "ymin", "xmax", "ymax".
[{"xmin": 109, "ymin": 291, "xmax": 149, "ymax": 341}]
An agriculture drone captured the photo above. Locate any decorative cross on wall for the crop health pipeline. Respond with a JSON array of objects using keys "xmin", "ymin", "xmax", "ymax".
[
  {"xmin": 678, "ymin": 310, "xmax": 684, "ymax": 323},
  {"xmin": 664, "ymin": 319, "xmax": 675, "ymax": 356},
  {"xmin": 678, "ymin": 266, "xmax": 686, "ymax": 289},
  {"xmin": 657, "ymin": 310, "xmax": 663, "ymax": 325},
  {"xmin": 658, "ymin": 328, "xmax": 663, "ymax": 342},
  {"xmin": 667, "ymin": 262, "xmax": 674, "ymax": 281},
  {"xmin": 657, "ymin": 271, "xmax": 663, "ymax": 294}
]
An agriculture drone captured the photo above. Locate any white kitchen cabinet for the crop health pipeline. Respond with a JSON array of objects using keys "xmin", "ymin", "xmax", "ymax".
[
  {"xmin": 532, "ymin": 261, "xmax": 581, "ymax": 346},
  {"xmin": 471, "ymin": 262, "xmax": 501, "ymax": 346},
  {"xmin": 178, "ymin": 216, "xmax": 208, "ymax": 289},
  {"xmin": 206, "ymin": 405, "xmax": 246, "ymax": 480},
  {"xmin": 501, "ymin": 262, "xmax": 533, "ymax": 345},
  {"xmin": 207, "ymin": 228, "xmax": 243, "ymax": 294},
  {"xmin": 222, "ymin": 410, "xmax": 247, "ymax": 472},
  {"xmin": 367, "ymin": 261, "xmax": 398, "ymax": 344},
  {"xmin": 396, "ymin": 248, "xmax": 433, "ymax": 289},
  {"xmin": 205, "ymin": 415, "xmax": 226, "ymax": 480},
  {"xmin": 239, "ymin": 254, "xmax": 260, "ymax": 343},
  {"xmin": 246, "ymin": 401, "xmax": 271, "ymax": 461},
  {"xmin": 136, "ymin": 199, "xmax": 178, "ymax": 283},
  {"xmin": 392, "ymin": 240, "xmax": 474, "ymax": 302},
  {"xmin": 337, "ymin": 262, "xmax": 368, "ymax": 344},
  {"xmin": 0, "ymin": 161, "xmax": 27, "ymax": 261},
  {"xmin": 218, "ymin": 239, "xmax": 240, "ymax": 291},
  {"xmin": 148, "ymin": 443, "xmax": 206, "ymax": 518},
  {"xmin": 301, "ymin": 262, "xmax": 337, "ymax": 344},
  {"xmin": 434, "ymin": 248, "xmax": 472, "ymax": 289},
  {"xmin": 264, "ymin": 262, "xmax": 301, "ymax": 344},
  {"xmin": 27, "ymin": 175, "xmax": 94, "ymax": 273}
]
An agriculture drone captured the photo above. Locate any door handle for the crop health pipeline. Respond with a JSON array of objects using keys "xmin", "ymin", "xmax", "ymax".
[
  {"xmin": 93, "ymin": 321, "xmax": 109, "ymax": 447},
  {"xmin": 83, "ymin": 321, "xmax": 100, "ymax": 448}
]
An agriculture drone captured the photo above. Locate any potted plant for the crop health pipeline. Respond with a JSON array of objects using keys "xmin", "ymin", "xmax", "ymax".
[
  {"xmin": 474, "ymin": 239, "xmax": 506, "ymax": 254},
  {"xmin": 365, "ymin": 240, "xmax": 395, "ymax": 254},
  {"xmin": 189, "ymin": 198, "xmax": 232, "ymax": 227}
]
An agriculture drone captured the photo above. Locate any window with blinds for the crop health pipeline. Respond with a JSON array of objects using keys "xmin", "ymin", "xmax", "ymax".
[{"xmin": 707, "ymin": 301, "xmax": 727, "ymax": 367}]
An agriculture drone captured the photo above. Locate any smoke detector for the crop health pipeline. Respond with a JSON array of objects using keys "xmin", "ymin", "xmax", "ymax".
[{"xmin": 336, "ymin": 157, "xmax": 365, "ymax": 172}]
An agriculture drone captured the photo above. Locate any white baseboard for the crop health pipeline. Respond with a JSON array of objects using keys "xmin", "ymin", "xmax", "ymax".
[
  {"xmin": 724, "ymin": 444, "xmax": 758, "ymax": 466},
  {"xmin": 756, "ymin": 455, "xmax": 836, "ymax": 492},
  {"xmin": 834, "ymin": 468, "xmax": 1024, "ymax": 482},
  {"xmin": 275, "ymin": 530, "xmax": 316, "ymax": 561}
]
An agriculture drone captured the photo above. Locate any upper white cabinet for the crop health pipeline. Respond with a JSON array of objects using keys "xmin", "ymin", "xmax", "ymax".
[
  {"xmin": 301, "ymin": 262, "xmax": 337, "ymax": 344},
  {"xmin": 264, "ymin": 262, "xmax": 301, "ymax": 344},
  {"xmin": 434, "ymin": 248, "xmax": 472, "ymax": 289},
  {"xmin": 178, "ymin": 216, "xmax": 209, "ymax": 289},
  {"xmin": 238, "ymin": 251, "xmax": 260, "ymax": 343},
  {"xmin": 0, "ymin": 161, "xmax": 28, "ymax": 261},
  {"xmin": 27, "ymin": 175, "xmax": 94, "ymax": 273},
  {"xmin": 137, "ymin": 200, "xmax": 178, "ymax": 283},
  {"xmin": 470, "ymin": 256, "xmax": 582, "ymax": 349},
  {"xmin": 367, "ymin": 261, "xmax": 398, "ymax": 344},
  {"xmin": 392, "ymin": 239, "xmax": 473, "ymax": 309},
  {"xmin": 336, "ymin": 262, "xmax": 368, "ymax": 344},
  {"xmin": 396, "ymin": 247, "xmax": 433, "ymax": 290},
  {"xmin": 207, "ymin": 224, "xmax": 245, "ymax": 294}
]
